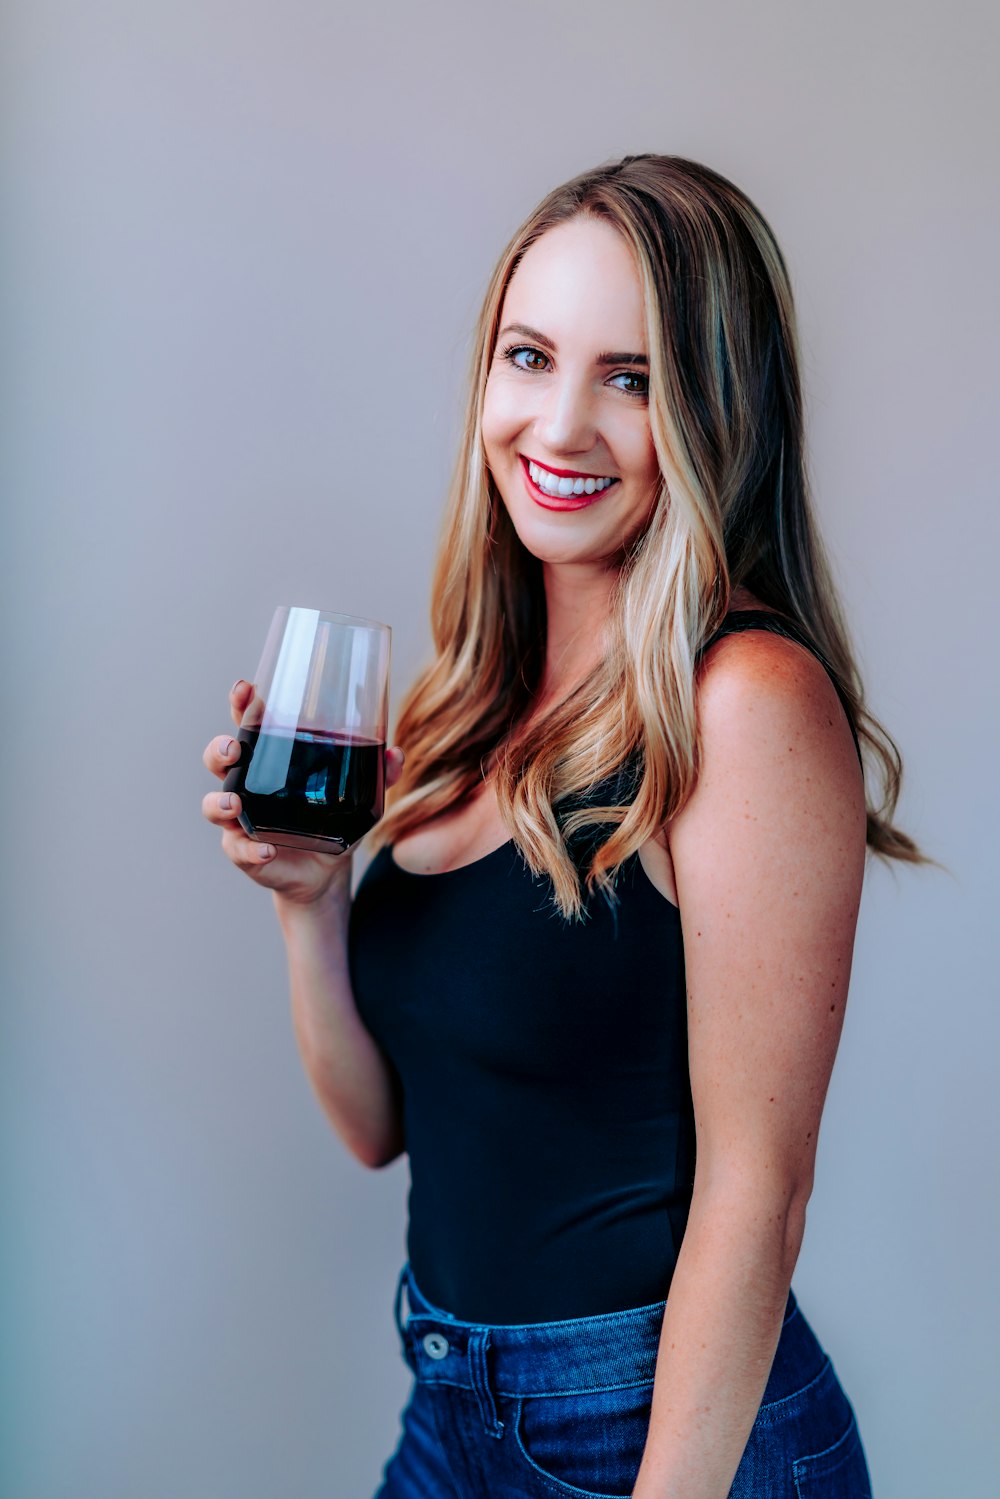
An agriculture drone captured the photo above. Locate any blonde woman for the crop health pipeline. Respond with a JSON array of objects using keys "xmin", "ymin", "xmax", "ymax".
[{"xmin": 203, "ymin": 155, "xmax": 925, "ymax": 1496}]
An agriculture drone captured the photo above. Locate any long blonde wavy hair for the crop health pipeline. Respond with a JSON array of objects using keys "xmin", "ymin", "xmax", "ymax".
[{"xmin": 372, "ymin": 153, "xmax": 928, "ymax": 918}]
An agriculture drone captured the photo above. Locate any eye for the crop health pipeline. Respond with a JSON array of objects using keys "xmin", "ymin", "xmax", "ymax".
[
  {"xmin": 499, "ymin": 343, "xmax": 550, "ymax": 372},
  {"xmin": 609, "ymin": 370, "xmax": 649, "ymax": 399}
]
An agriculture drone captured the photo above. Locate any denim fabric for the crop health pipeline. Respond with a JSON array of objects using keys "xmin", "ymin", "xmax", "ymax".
[{"xmin": 373, "ymin": 1262, "xmax": 873, "ymax": 1498}]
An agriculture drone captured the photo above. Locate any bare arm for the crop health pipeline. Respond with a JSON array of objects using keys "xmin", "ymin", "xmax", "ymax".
[
  {"xmin": 633, "ymin": 632, "xmax": 867, "ymax": 1499},
  {"xmin": 202, "ymin": 679, "xmax": 406, "ymax": 1171},
  {"xmin": 273, "ymin": 882, "xmax": 405, "ymax": 1169}
]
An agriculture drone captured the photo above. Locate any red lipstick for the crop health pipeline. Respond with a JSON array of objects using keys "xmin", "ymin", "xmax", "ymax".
[{"xmin": 518, "ymin": 455, "xmax": 618, "ymax": 511}]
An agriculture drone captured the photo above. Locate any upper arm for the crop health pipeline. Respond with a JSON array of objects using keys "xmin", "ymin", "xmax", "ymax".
[{"xmin": 666, "ymin": 632, "xmax": 867, "ymax": 1205}]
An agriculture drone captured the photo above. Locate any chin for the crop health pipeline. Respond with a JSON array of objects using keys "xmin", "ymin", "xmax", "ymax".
[{"xmin": 502, "ymin": 509, "xmax": 620, "ymax": 569}]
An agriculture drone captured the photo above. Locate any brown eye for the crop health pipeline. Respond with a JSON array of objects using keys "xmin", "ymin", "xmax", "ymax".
[
  {"xmin": 610, "ymin": 370, "xmax": 649, "ymax": 399},
  {"xmin": 501, "ymin": 344, "xmax": 550, "ymax": 373}
]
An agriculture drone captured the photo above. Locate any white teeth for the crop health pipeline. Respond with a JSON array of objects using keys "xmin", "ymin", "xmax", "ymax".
[{"xmin": 526, "ymin": 460, "xmax": 616, "ymax": 497}]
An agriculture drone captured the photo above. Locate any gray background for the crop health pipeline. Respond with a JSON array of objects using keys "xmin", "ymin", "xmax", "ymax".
[{"xmin": 3, "ymin": 2, "xmax": 997, "ymax": 1496}]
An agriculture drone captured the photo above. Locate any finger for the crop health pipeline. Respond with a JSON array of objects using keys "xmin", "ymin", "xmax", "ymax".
[
  {"xmin": 203, "ymin": 733, "xmax": 242, "ymax": 779},
  {"xmin": 202, "ymin": 789, "xmax": 242, "ymax": 826},
  {"xmin": 229, "ymin": 678, "xmax": 254, "ymax": 728},
  {"xmin": 221, "ymin": 824, "xmax": 277, "ymax": 870},
  {"xmin": 385, "ymin": 745, "xmax": 405, "ymax": 789}
]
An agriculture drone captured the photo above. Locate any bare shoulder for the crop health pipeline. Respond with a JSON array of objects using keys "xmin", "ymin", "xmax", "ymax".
[
  {"xmin": 698, "ymin": 626, "xmax": 861, "ymax": 781},
  {"xmin": 667, "ymin": 626, "xmax": 867, "ymax": 906}
]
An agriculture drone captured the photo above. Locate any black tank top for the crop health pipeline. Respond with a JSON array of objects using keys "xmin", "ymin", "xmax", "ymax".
[{"xmin": 348, "ymin": 612, "xmax": 860, "ymax": 1323}]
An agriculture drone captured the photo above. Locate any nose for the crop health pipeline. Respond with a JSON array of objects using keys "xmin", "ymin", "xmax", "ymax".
[{"xmin": 533, "ymin": 371, "xmax": 598, "ymax": 456}]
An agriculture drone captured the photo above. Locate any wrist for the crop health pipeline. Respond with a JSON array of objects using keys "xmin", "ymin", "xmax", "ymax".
[{"xmin": 272, "ymin": 862, "xmax": 352, "ymax": 928}]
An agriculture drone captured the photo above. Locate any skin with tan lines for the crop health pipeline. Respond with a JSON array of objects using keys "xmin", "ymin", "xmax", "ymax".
[{"xmin": 203, "ymin": 214, "xmax": 866, "ymax": 1497}]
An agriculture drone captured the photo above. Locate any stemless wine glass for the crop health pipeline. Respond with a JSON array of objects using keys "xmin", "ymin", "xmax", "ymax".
[{"xmin": 223, "ymin": 606, "xmax": 391, "ymax": 854}]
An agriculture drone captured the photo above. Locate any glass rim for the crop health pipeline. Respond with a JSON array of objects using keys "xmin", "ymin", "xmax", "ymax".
[{"xmin": 278, "ymin": 605, "xmax": 391, "ymax": 635}]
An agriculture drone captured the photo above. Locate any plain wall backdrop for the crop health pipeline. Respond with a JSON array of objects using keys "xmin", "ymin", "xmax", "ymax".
[{"xmin": 3, "ymin": 1, "xmax": 997, "ymax": 1495}]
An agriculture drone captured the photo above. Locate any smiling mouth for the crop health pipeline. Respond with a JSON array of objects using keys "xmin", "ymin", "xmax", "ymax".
[{"xmin": 521, "ymin": 455, "xmax": 620, "ymax": 500}]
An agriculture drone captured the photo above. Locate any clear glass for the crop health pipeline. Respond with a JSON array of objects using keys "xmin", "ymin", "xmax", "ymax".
[{"xmin": 223, "ymin": 606, "xmax": 391, "ymax": 854}]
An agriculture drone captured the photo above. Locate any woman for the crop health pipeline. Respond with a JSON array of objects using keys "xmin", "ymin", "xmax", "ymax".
[{"xmin": 203, "ymin": 155, "xmax": 926, "ymax": 1496}]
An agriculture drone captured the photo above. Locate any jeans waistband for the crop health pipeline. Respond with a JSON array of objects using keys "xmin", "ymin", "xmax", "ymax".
[
  {"xmin": 392, "ymin": 1261, "xmax": 673, "ymax": 1437},
  {"xmin": 393, "ymin": 1261, "xmax": 806, "ymax": 1405}
]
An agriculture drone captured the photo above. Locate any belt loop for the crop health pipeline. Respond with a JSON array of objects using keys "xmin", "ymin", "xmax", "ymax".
[
  {"xmin": 467, "ymin": 1327, "xmax": 504, "ymax": 1438},
  {"xmin": 393, "ymin": 1263, "xmax": 417, "ymax": 1373}
]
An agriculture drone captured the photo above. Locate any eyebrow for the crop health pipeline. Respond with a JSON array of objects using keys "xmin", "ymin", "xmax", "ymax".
[{"xmin": 498, "ymin": 322, "xmax": 649, "ymax": 368}]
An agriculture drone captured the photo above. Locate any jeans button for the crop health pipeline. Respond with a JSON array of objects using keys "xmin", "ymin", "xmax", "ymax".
[{"xmin": 422, "ymin": 1332, "xmax": 450, "ymax": 1359}]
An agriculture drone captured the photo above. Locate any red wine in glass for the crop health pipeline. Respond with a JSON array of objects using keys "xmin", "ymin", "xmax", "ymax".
[
  {"xmin": 224, "ymin": 606, "xmax": 391, "ymax": 854},
  {"xmin": 224, "ymin": 725, "xmax": 385, "ymax": 852}
]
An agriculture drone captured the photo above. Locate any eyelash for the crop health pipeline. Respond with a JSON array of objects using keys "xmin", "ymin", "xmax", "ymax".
[{"xmin": 498, "ymin": 343, "xmax": 649, "ymax": 400}]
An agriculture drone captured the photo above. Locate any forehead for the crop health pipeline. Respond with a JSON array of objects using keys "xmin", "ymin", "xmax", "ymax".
[{"xmin": 500, "ymin": 216, "xmax": 647, "ymax": 349}]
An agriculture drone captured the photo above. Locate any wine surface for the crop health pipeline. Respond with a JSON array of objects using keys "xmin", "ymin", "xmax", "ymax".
[{"xmin": 223, "ymin": 726, "xmax": 385, "ymax": 849}]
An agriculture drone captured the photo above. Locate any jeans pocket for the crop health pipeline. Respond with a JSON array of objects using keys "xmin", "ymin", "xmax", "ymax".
[
  {"xmin": 512, "ymin": 1382, "xmax": 654, "ymax": 1498},
  {"xmin": 792, "ymin": 1407, "xmax": 873, "ymax": 1498}
]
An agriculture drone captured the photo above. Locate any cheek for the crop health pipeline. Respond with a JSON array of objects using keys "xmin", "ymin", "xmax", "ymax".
[
  {"xmin": 481, "ymin": 374, "xmax": 528, "ymax": 455},
  {"xmin": 630, "ymin": 428, "xmax": 660, "ymax": 490}
]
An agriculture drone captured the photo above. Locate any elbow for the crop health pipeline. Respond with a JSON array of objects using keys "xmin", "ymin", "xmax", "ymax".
[
  {"xmin": 692, "ymin": 1166, "xmax": 813, "ymax": 1277},
  {"xmin": 312, "ymin": 1102, "xmax": 406, "ymax": 1170},
  {"xmin": 780, "ymin": 1178, "xmax": 812, "ymax": 1274},
  {"xmin": 364, "ymin": 1144, "xmax": 406, "ymax": 1171},
  {"xmin": 356, "ymin": 1125, "xmax": 407, "ymax": 1171}
]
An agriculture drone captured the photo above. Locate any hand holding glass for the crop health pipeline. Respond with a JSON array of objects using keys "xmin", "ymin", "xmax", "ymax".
[{"xmin": 223, "ymin": 607, "xmax": 391, "ymax": 854}]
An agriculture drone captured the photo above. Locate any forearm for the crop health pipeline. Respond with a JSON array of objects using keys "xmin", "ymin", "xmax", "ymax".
[
  {"xmin": 273, "ymin": 884, "xmax": 405, "ymax": 1169},
  {"xmin": 632, "ymin": 1180, "xmax": 808, "ymax": 1499}
]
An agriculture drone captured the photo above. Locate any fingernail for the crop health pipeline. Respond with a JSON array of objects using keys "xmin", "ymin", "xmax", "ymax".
[
  {"xmin": 220, "ymin": 792, "xmax": 233, "ymax": 810},
  {"xmin": 220, "ymin": 737, "xmax": 235, "ymax": 757},
  {"xmin": 260, "ymin": 844, "xmax": 275, "ymax": 858},
  {"xmin": 231, "ymin": 678, "xmax": 248, "ymax": 695}
]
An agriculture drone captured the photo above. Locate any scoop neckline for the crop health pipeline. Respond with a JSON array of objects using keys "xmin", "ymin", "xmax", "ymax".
[
  {"xmin": 386, "ymin": 839, "xmax": 680, "ymax": 915},
  {"xmin": 388, "ymin": 838, "xmax": 515, "ymax": 879}
]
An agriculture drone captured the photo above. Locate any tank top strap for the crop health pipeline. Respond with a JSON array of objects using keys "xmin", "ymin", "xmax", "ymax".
[{"xmin": 699, "ymin": 609, "xmax": 863, "ymax": 766}]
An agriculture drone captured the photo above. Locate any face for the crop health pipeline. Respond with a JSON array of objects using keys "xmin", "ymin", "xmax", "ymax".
[{"xmin": 481, "ymin": 215, "xmax": 661, "ymax": 570}]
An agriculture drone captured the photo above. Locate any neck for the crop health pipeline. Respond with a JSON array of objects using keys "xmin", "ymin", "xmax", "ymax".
[{"xmin": 538, "ymin": 560, "xmax": 615, "ymax": 703}]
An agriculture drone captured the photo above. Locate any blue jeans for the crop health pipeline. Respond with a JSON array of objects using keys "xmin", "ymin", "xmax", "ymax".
[{"xmin": 374, "ymin": 1262, "xmax": 873, "ymax": 1498}]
